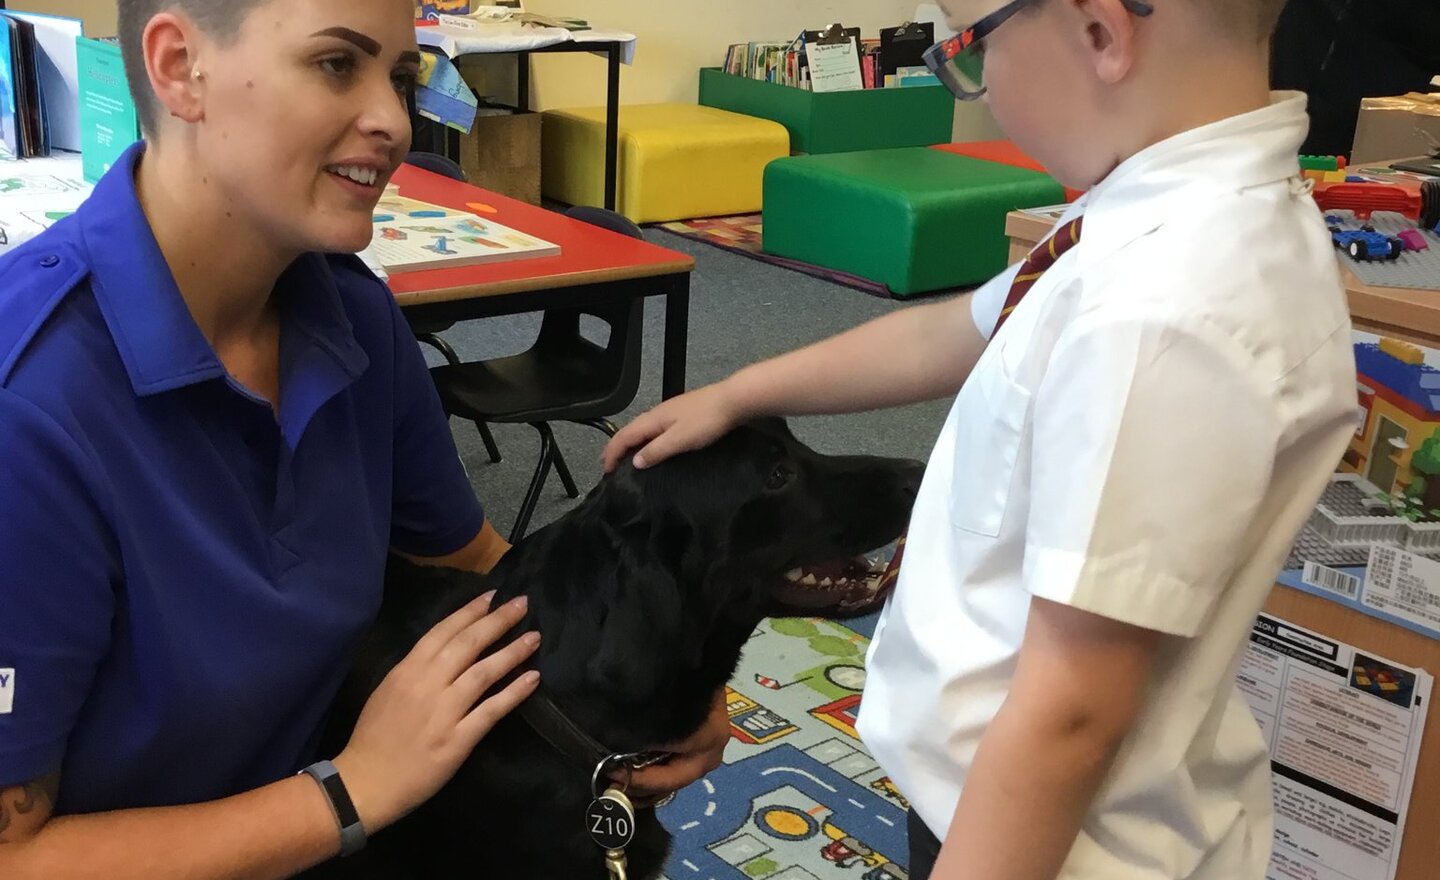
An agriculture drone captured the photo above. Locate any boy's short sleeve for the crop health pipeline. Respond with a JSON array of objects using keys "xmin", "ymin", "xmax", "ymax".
[
  {"xmin": 385, "ymin": 298, "xmax": 487, "ymax": 558},
  {"xmin": 970, "ymin": 263, "xmax": 1022, "ymax": 341},
  {"xmin": 0, "ymin": 390, "xmax": 116, "ymax": 787},
  {"xmin": 1022, "ymin": 313, "xmax": 1279, "ymax": 637}
]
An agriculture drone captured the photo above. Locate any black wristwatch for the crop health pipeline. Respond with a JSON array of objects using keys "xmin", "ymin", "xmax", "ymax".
[{"xmin": 299, "ymin": 760, "xmax": 367, "ymax": 857}]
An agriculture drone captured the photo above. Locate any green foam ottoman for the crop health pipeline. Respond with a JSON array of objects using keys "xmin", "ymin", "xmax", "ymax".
[{"xmin": 762, "ymin": 148, "xmax": 1066, "ymax": 297}]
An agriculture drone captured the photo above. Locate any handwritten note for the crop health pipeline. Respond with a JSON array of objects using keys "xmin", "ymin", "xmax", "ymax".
[{"xmin": 807, "ymin": 39, "xmax": 864, "ymax": 93}]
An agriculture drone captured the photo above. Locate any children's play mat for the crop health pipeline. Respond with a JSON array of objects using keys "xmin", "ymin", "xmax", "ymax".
[{"xmin": 657, "ymin": 614, "xmax": 912, "ymax": 880}]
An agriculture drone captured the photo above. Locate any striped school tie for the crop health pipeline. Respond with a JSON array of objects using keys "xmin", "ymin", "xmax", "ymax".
[{"xmin": 876, "ymin": 215, "xmax": 1084, "ymax": 593}]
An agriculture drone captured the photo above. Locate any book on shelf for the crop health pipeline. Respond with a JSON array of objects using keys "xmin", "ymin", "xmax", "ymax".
[
  {"xmin": 0, "ymin": 13, "xmax": 101, "ymax": 166},
  {"xmin": 722, "ymin": 40, "xmax": 804, "ymax": 88},
  {"xmin": 718, "ymin": 24, "xmax": 938, "ymax": 92}
]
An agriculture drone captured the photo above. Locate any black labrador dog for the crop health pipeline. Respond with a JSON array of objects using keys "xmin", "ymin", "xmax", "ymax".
[{"xmin": 307, "ymin": 418, "xmax": 923, "ymax": 880}]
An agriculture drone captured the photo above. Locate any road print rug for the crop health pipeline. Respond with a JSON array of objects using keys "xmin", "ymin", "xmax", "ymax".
[{"xmin": 658, "ymin": 615, "xmax": 912, "ymax": 880}]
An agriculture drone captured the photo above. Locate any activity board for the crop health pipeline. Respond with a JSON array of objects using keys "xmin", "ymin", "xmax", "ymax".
[{"xmin": 368, "ymin": 192, "xmax": 560, "ymax": 272}]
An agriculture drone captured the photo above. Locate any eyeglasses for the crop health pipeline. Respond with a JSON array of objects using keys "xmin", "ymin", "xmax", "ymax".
[{"xmin": 923, "ymin": 0, "xmax": 1155, "ymax": 100}]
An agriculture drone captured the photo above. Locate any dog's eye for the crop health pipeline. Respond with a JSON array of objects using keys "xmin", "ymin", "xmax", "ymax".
[{"xmin": 765, "ymin": 464, "xmax": 794, "ymax": 491}]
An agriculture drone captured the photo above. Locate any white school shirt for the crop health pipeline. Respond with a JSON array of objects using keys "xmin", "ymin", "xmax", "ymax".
[{"xmin": 858, "ymin": 93, "xmax": 1358, "ymax": 879}]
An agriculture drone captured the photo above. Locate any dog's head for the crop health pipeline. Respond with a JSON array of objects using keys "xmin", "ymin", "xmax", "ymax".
[
  {"xmin": 515, "ymin": 418, "xmax": 922, "ymax": 707},
  {"xmin": 593, "ymin": 417, "xmax": 922, "ymax": 583}
]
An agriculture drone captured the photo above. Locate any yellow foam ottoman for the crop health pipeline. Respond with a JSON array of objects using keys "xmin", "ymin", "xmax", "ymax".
[{"xmin": 542, "ymin": 104, "xmax": 790, "ymax": 224}]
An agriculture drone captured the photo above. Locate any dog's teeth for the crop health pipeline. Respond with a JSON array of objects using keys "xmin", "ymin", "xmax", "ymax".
[
  {"xmin": 801, "ymin": 574, "xmax": 817, "ymax": 585},
  {"xmin": 820, "ymin": 577, "xmax": 833, "ymax": 587},
  {"xmin": 784, "ymin": 568, "xmax": 803, "ymax": 581},
  {"xmin": 837, "ymin": 577, "xmax": 850, "ymax": 586}
]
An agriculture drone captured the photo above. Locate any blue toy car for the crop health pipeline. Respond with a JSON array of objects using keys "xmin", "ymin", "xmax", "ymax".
[{"xmin": 1328, "ymin": 221, "xmax": 1405, "ymax": 262}]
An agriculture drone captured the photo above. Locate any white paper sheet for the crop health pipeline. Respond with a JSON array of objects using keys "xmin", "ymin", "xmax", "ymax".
[
  {"xmin": 807, "ymin": 39, "xmax": 865, "ymax": 94},
  {"xmin": 417, "ymin": 22, "xmax": 636, "ymax": 64},
  {"xmin": 0, "ymin": 152, "xmax": 90, "ymax": 253},
  {"xmin": 1238, "ymin": 614, "xmax": 1432, "ymax": 880}
]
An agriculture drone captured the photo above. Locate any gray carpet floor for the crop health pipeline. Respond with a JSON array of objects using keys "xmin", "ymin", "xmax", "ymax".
[{"xmin": 425, "ymin": 228, "xmax": 961, "ymax": 539}]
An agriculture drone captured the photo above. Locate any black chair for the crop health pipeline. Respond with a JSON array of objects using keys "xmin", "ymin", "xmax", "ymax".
[
  {"xmin": 403, "ymin": 150, "xmax": 466, "ymax": 182},
  {"xmin": 429, "ymin": 206, "xmax": 647, "ymax": 542},
  {"xmin": 399, "ymin": 151, "xmax": 502, "ymax": 464}
]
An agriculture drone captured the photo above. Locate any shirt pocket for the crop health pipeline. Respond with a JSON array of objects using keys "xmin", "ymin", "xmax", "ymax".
[{"xmin": 948, "ymin": 358, "xmax": 1033, "ymax": 538}]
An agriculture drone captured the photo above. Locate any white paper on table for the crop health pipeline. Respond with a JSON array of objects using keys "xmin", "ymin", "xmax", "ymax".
[
  {"xmin": 1018, "ymin": 203, "xmax": 1071, "ymax": 220},
  {"xmin": 0, "ymin": 152, "xmax": 89, "ymax": 197},
  {"xmin": 417, "ymin": 21, "xmax": 636, "ymax": 64},
  {"xmin": 0, "ymin": 153, "xmax": 90, "ymax": 251},
  {"xmin": 573, "ymin": 29, "xmax": 638, "ymax": 65},
  {"xmin": 0, "ymin": 156, "xmax": 92, "ymax": 253},
  {"xmin": 1237, "ymin": 614, "xmax": 1432, "ymax": 880},
  {"xmin": 807, "ymin": 40, "xmax": 865, "ymax": 93},
  {"xmin": 6, "ymin": 12, "xmax": 84, "ymax": 152}
]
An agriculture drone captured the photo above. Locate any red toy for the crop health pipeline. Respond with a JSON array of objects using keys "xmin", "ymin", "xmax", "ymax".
[
  {"xmin": 1314, "ymin": 179, "xmax": 1440, "ymax": 228},
  {"xmin": 1313, "ymin": 181, "xmax": 1423, "ymax": 221}
]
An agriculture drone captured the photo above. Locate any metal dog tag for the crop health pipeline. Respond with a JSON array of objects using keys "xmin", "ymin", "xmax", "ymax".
[{"xmin": 586, "ymin": 786, "xmax": 636, "ymax": 851}]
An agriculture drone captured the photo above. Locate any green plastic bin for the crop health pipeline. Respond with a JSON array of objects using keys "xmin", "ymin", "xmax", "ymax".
[{"xmin": 698, "ymin": 67, "xmax": 955, "ymax": 155}]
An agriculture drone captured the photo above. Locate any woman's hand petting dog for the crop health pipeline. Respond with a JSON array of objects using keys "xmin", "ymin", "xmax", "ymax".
[
  {"xmin": 618, "ymin": 688, "xmax": 731, "ymax": 802},
  {"xmin": 332, "ymin": 593, "xmax": 541, "ymax": 834},
  {"xmin": 603, "ymin": 383, "xmax": 747, "ymax": 473}
]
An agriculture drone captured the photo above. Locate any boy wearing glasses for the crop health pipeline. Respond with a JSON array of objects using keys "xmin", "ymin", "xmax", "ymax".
[{"xmin": 605, "ymin": 1, "xmax": 1357, "ymax": 878}]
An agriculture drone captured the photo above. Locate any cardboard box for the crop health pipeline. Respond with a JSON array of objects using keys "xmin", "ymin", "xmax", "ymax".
[
  {"xmin": 416, "ymin": 1, "xmax": 474, "ymax": 21},
  {"xmin": 1352, "ymin": 93, "xmax": 1440, "ymax": 166},
  {"xmin": 458, "ymin": 110, "xmax": 541, "ymax": 205},
  {"xmin": 76, "ymin": 36, "xmax": 141, "ymax": 183}
]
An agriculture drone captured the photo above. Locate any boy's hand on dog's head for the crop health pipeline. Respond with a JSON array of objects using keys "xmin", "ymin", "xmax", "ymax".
[
  {"xmin": 602, "ymin": 383, "xmax": 746, "ymax": 473},
  {"xmin": 332, "ymin": 592, "xmax": 541, "ymax": 834},
  {"xmin": 617, "ymin": 688, "xmax": 731, "ymax": 800}
]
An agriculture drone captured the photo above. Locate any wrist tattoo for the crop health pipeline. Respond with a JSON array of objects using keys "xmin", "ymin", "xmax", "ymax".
[{"xmin": 0, "ymin": 772, "xmax": 60, "ymax": 843}]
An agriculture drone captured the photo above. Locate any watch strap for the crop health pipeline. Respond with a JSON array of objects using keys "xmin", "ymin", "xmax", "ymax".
[{"xmin": 299, "ymin": 760, "xmax": 366, "ymax": 857}]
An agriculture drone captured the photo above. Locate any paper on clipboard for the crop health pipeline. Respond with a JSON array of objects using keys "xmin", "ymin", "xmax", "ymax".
[
  {"xmin": 879, "ymin": 21, "xmax": 934, "ymax": 81},
  {"xmin": 804, "ymin": 23, "xmax": 863, "ymax": 94}
]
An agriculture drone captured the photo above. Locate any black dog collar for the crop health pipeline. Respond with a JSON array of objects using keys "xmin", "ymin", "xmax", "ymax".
[{"xmin": 517, "ymin": 687, "xmax": 670, "ymax": 778}]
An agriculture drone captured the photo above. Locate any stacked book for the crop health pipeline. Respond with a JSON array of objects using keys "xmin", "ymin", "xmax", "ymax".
[
  {"xmin": 720, "ymin": 26, "xmax": 937, "ymax": 92},
  {"xmin": 721, "ymin": 39, "xmax": 811, "ymax": 89}
]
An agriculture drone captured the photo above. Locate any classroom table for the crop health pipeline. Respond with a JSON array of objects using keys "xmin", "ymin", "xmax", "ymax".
[
  {"xmin": 385, "ymin": 163, "xmax": 696, "ymax": 400},
  {"xmin": 1006, "ymin": 205, "xmax": 1440, "ymax": 880}
]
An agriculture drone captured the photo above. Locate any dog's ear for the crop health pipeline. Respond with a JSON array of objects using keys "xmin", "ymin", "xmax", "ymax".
[
  {"xmin": 589, "ymin": 468, "xmax": 650, "ymax": 537},
  {"xmin": 590, "ymin": 512, "xmax": 714, "ymax": 699},
  {"xmin": 591, "ymin": 537, "xmax": 694, "ymax": 697}
]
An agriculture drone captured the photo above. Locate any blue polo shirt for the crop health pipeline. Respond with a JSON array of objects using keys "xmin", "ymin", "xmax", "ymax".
[{"xmin": 0, "ymin": 143, "xmax": 485, "ymax": 814}]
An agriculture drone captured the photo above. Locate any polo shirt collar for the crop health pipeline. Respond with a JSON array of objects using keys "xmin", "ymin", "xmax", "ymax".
[
  {"xmin": 79, "ymin": 141, "xmax": 368, "ymax": 400},
  {"xmin": 1077, "ymin": 90, "xmax": 1312, "ymax": 265}
]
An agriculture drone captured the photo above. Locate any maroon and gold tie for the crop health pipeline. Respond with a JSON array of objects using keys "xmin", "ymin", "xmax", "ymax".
[
  {"xmin": 996, "ymin": 215, "xmax": 1084, "ymax": 333},
  {"xmin": 875, "ymin": 215, "xmax": 1085, "ymax": 594}
]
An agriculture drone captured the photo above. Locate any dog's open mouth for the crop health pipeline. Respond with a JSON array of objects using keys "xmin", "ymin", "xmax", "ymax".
[{"xmin": 773, "ymin": 554, "xmax": 893, "ymax": 617}]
